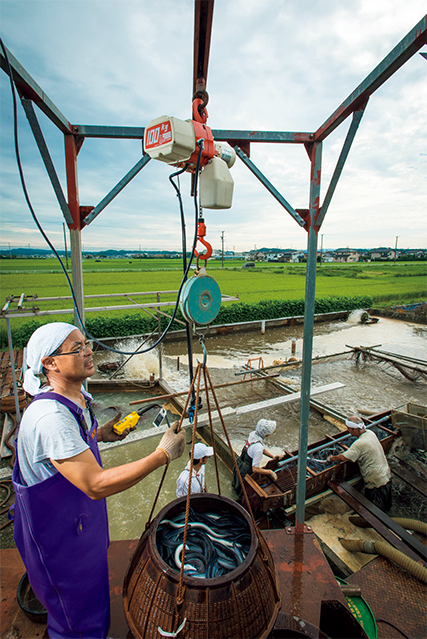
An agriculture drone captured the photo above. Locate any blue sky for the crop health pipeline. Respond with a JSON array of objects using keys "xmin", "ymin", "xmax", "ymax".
[{"xmin": 0, "ymin": 0, "xmax": 426, "ymax": 253}]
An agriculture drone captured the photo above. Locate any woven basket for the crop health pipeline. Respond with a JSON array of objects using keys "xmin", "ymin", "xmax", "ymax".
[{"xmin": 123, "ymin": 494, "xmax": 281, "ymax": 639}]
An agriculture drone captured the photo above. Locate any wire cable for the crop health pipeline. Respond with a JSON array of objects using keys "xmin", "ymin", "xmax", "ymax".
[
  {"xmin": 376, "ymin": 619, "xmax": 411, "ymax": 639},
  {"xmin": 1, "ymin": 36, "xmax": 203, "ymax": 357}
]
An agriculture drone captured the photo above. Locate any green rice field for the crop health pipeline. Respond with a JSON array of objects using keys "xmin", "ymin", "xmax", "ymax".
[{"xmin": 0, "ymin": 259, "xmax": 425, "ymax": 329}]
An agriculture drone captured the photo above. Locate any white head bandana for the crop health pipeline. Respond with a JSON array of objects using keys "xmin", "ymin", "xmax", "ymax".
[
  {"xmin": 345, "ymin": 418, "xmax": 365, "ymax": 430},
  {"xmin": 248, "ymin": 419, "xmax": 277, "ymax": 444},
  {"xmin": 23, "ymin": 322, "xmax": 79, "ymax": 396}
]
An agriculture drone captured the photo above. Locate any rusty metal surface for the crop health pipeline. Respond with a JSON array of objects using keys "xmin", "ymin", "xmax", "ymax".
[
  {"xmin": 108, "ymin": 539, "xmax": 138, "ymax": 639},
  {"xmin": 329, "ymin": 480, "xmax": 427, "ymax": 565},
  {"xmin": 0, "ymin": 548, "xmax": 47, "ymax": 639},
  {"xmin": 348, "ymin": 555, "xmax": 427, "ymax": 639},
  {"xmin": 262, "ymin": 528, "xmax": 348, "ymax": 627}
]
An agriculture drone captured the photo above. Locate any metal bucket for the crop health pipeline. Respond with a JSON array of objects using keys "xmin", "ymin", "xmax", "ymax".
[{"xmin": 123, "ymin": 494, "xmax": 281, "ymax": 639}]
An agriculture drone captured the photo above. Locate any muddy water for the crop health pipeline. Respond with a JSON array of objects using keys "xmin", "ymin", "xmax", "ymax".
[{"xmin": 94, "ymin": 313, "xmax": 426, "ymax": 540}]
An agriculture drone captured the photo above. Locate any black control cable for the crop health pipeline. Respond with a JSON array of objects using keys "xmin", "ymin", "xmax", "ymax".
[{"xmin": 1, "ymin": 35, "xmax": 203, "ymax": 357}]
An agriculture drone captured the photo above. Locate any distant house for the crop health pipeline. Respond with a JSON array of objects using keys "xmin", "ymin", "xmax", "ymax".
[
  {"xmin": 334, "ymin": 249, "xmax": 360, "ymax": 263},
  {"xmin": 248, "ymin": 250, "xmax": 267, "ymax": 261},
  {"xmin": 320, "ymin": 252, "xmax": 335, "ymax": 263},
  {"xmin": 370, "ymin": 248, "xmax": 395, "ymax": 260}
]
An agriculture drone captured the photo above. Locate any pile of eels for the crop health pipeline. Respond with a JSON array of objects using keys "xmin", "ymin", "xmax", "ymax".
[{"xmin": 156, "ymin": 508, "xmax": 251, "ymax": 579}]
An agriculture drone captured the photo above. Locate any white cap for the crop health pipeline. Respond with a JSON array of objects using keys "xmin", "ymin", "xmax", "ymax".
[{"xmin": 194, "ymin": 443, "xmax": 214, "ymax": 459}]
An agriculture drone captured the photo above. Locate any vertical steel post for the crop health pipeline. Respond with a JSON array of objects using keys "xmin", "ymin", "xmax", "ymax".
[
  {"xmin": 6, "ymin": 317, "xmax": 22, "ymax": 423},
  {"xmin": 64, "ymin": 134, "xmax": 85, "ymax": 329},
  {"xmin": 295, "ymin": 141, "xmax": 322, "ymax": 531},
  {"xmin": 157, "ymin": 292, "xmax": 163, "ymax": 380}
]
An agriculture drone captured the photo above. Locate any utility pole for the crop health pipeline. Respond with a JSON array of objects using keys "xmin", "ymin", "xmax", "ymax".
[
  {"xmin": 8, "ymin": 242, "xmax": 11, "ymax": 260},
  {"xmin": 394, "ymin": 236, "xmax": 398, "ymax": 265},
  {"xmin": 221, "ymin": 231, "xmax": 225, "ymax": 268},
  {"xmin": 63, "ymin": 223, "xmax": 69, "ymax": 270},
  {"xmin": 320, "ymin": 234, "xmax": 324, "ymax": 266}
]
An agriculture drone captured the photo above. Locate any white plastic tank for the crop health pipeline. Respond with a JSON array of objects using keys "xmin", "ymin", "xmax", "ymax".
[{"xmin": 199, "ymin": 156, "xmax": 234, "ymax": 209}]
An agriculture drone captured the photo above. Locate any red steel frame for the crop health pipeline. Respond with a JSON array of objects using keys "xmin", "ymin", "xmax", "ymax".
[{"xmin": 1, "ymin": 2, "xmax": 426, "ymax": 529}]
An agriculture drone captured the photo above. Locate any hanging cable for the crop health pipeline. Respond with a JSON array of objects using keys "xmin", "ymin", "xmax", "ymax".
[
  {"xmin": 1, "ymin": 36, "xmax": 204, "ymax": 357},
  {"xmin": 169, "ymin": 164, "xmax": 197, "ymax": 408}
]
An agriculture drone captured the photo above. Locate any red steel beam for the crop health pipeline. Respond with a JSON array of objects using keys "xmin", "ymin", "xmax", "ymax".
[
  {"xmin": 193, "ymin": 0, "xmax": 215, "ymax": 93},
  {"xmin": 314, "ymin": 15, "xmax": 427, "ymax": 142},
  {"xmin": 0, "ymin": 44, "xmax": 72, "ymax": 134}
]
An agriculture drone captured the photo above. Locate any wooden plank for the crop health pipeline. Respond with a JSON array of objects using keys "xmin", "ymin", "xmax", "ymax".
[
  {"xmin": 128, "ymin": 373, "xmax": 281, "ymax": 406},
  {"xmin": 390, "ymin": 461, "xmax": 427, "ymax": 498},
  {"xmin": 329, "ymin": 480, "xmax": 427, "ymax": 564},
  {"xmin": 235, "ymin": 382, "xmax": 344, "ymax": 414}
]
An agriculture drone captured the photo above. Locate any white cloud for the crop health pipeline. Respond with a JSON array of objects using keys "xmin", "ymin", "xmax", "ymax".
[{"xmin": 0, "ymin": 0, "xmax": 426, "ymax": 252}]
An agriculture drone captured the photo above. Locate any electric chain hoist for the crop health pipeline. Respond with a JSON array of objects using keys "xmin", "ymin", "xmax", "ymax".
[{"xmin": 143, "ymin": 91, "xmax": 232, "ymax": 327}]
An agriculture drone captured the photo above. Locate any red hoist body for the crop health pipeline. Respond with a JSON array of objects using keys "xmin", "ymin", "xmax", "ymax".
[{"xmin": 143, "ymin": 96, "xmax": 235, "ymax": 209}]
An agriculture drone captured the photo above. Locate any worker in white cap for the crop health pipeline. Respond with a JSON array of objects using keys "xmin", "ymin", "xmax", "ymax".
[
  {"xmin": 232, "ymin": 418, "xmax": 285, "ymax": 498},
  {"xmin": 176, "ymin": 442, "xmax": 214, "ymax": 497},
  {"xmin": 328, "ymin": 415, "xmax": 392, "ymax": 511},
  {"xmin": 13, "ymin": 322, "xmax": 186, "ymax": 639}
]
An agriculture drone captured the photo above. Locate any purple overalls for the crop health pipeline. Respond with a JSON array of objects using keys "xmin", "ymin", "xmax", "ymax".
[{"xmin": 12, "ymin": 392, "xmax": 110, "ymax": 639}]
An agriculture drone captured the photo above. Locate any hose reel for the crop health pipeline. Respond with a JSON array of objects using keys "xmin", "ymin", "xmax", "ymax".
[{"xmin": 179, "ymin": 270, "xmax": 221, "ymax": 325}]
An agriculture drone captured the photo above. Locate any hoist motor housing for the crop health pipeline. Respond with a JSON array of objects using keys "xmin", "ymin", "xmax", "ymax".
[
  {"xmin": 143, "ymin": 115, "xmax": 216, "ymax": 170},
  {"xmin": 143, "ymin": 115, "xmax": 235, "ymax": 209}
]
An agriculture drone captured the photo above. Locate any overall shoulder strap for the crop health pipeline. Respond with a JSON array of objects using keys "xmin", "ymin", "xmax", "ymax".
[{"xmin": 31, "ymin": 392, "xmax": 89, "ymax": 434}]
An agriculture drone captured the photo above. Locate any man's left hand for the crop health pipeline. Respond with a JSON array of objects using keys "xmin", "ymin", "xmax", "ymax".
[{"xmin": 100, "ymin": 412, "xmax": 136, "ymax": 442}]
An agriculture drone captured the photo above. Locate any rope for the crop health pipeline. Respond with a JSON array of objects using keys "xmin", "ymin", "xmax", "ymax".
[
  {"xmin": 176, "ymin": 364, "xmax": 203, "ymax": 605},
  {"xmin": 203, "ymin": 367, "xmax": 270, "ymax": 561},
  {"xmin": 202, "ymin": 366, "xmax": 221, "ymax": 495},
  {"xmin": 0, "ymin": 479, "xmax": 13, "ymax": 531},
  {"xmin": 145, "ymin": 460, "xmax": 169, "ymax": 530}
]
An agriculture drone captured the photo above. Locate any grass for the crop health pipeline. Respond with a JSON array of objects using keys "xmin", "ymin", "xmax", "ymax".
[{"xmin": 1, "ymin": 259, "xmax": 425, "ymax": 330}]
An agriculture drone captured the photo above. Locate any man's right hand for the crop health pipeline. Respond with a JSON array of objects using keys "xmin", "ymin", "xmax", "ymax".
[{"xmin": 157, "ymin": 422, "xmax": 186, "ymax": 462}]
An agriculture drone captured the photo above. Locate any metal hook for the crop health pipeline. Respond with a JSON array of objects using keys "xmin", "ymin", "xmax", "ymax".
[{"xmin": 199, "ymin": 334, "xmax": 207, "ymax": 368}]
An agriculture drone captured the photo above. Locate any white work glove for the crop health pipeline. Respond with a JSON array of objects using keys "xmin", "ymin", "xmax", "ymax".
[
  {"xmin": 269, "ymin": 470, "xmax": 278, "ymax": 482},
  {"xmin": 157, "ymin": 422, "xmax": 186, "ymax": 462}
]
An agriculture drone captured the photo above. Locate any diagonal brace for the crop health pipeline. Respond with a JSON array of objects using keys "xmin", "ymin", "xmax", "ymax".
[
  {"xmin": 83, "ymin": 154, "xmax": 151, "ymax": 225},
  {"xmin": 21, "ymin": 99, "xmax": 74, "ymax": 226},
  {"xmin": 316, "ymin": 101, "xmax": 368, "ymax": 228},
  {"xmin": 234, "ymin": 146, "xmax": 306, "ymax": 228}
]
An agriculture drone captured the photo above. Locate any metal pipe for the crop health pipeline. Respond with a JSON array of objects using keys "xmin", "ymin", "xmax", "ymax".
[
  {"xmin": 83, "ymin": 155, "xmax": 151, "ymax": 225},
  {"xmin": 278, "ymin": 414, "xmax": 391, "ymax": 468},
  {"xmin": 21, "ymin": 99, "xmax": 74, "ymax": 225},
  {"xmin": 234, "ymin": 146, "xmax": 306, "ymax": 228},
  {"xmin": 157, "ymin": 292, "xmax": 163, "ymax": 380},
  {"xmin": 295, "ymin": 141, "xmax": 322, "ymax": 531},
  {"xmin": 317, "ymin": 103, "xmax": 367, "ymax": 227},
  {"xmin": 6, "ymin": 318, "xmax": 22, "ymax": 423}
]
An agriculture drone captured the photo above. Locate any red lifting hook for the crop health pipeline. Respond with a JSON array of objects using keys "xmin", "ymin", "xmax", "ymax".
[{"xmin": 194, "ymin": 220, "xmax": 213, "ymax": 261}]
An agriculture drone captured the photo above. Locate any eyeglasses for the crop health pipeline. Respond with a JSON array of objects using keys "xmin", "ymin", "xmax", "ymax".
[{"xmin": 51, "ymin": 340, "xmax": 93, "ymax": 358}]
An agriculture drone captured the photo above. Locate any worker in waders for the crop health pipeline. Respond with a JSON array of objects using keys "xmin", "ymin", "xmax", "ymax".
[
  {"xmin": 328, "ymin": 415, "xmax": 392, "ymax": 511},
  {"xmin": 12, "ymin": 322, "xmax": 186, "ymax": 639},
  {"xmin": 232, "ymin": 419, "xmax": 284, "ymax": 498}
]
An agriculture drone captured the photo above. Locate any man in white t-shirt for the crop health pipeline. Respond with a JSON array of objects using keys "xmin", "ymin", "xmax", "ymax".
[
  {"xmin": 176, "ymin": 442, "xmax": 214, "ymax": 497},
  {"xmin": 13, "ymin": 322, "xmax": 186, "ymax": 639},
  {"xmin": 328, "ymin": 415, "xmax": 392, "ymax": 511}
]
